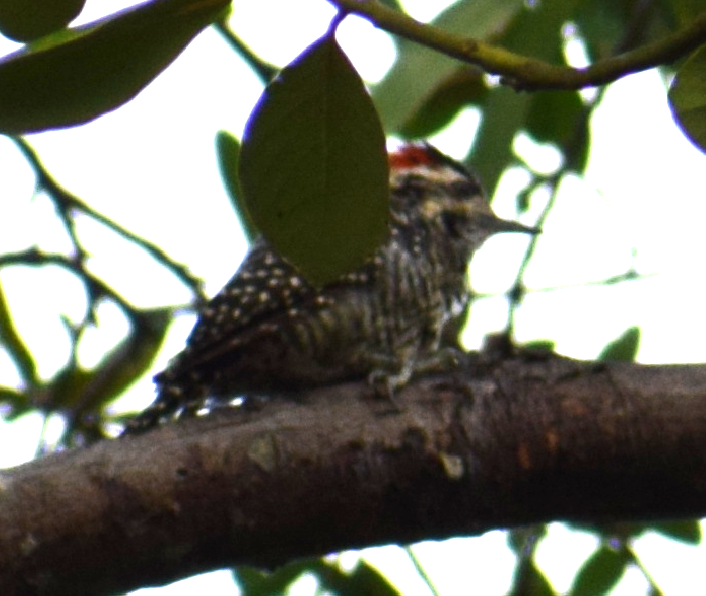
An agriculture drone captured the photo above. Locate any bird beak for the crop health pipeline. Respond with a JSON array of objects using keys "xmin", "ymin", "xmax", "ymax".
[{"xmin": 483, "ymin": 214, "xmax": 541, "ymax": 235}]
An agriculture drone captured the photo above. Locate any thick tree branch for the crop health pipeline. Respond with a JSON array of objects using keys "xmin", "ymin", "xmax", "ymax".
[
  {"xmin": 328, "ymin": 0, "xmax": 706, "ymax": 89},
  {"xmin": 2, "ymin": 352, "xmax": 706, "ymax": 595}
]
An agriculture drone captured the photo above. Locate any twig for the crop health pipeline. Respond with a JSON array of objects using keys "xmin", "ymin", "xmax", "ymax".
[
  {"xmin": 404, "ymin": 546, "xmax": 442, "ymax": 596},
  {"xmin": 326, "ymin": 0, "xmax": 706, "ymax": 90},
  {"xmin": 0, "ymin": 278, "xmax": 37, "ymax": 386},
  {"xmin": 10, "ymin": 137, "xmax": 206, "ymax": 303},
  {"xmin": 0, "ymin": 248, "xmax": 136, "ymax": 314},
  {"xmin": 213, "ymin": 20, "xmax": 278, "ymax": 83}
]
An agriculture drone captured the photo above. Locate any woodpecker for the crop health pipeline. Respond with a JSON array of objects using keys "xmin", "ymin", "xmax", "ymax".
[{"xmin": 123, "ymin": 143, "xmax": 537, "ymax": 434}]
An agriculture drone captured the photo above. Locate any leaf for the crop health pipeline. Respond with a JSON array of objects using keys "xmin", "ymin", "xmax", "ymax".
[
  {"xmin": 372, "ymin": 0, "xmax": 522, "ymax": 135},
  {"xmin": 669, "ymin": 43, "xmax": 706, "ymax": 154},
  {"xmin": 665, "ymin": 0, "xmax": 706, "ymax": 28},
  {"xmin": 315, "ymin": 559, "xmax": 401, "ymax": 596},
  {"xmin": 232, "ymin": 560, "xmax": 317, "ymax": 595},
  {"xmin": 239, "ymin": 34, "xmax": 389, "ymax": 286},
  {"xmin": 469, "ymin": 86, "xmax": 529, "ymax": 197},
  {"xmin": 41, "ymin": 308, "xmax": 172, "ymax": 414},
  {"xmin": 597, "ymin": 326, "xmax": 640, "ymax": 362},
  {"xmin": 570, "ymin": 546, "xmax": 629, "ymax": 596},
  {"xmin": 510, "ymin": 559, "xmax": 556, "ymax": 596},
  {"xmin": 470, "ymin": 0, "xmax": 582, "ymax": 195},
  {"xmin": 525, "ymin": 90, "xmax": 589, "ymax": 172},
  {"xmin": 569, "ymin": 522, "xmax": 646, "ymax": 542},
  {"xmin": 501, "ymin": 0, "xmax": 581, "ymax": 65},
  {"xmin": 521, "ymin": 339, "xmax": 556, "ymax": 353},
  {"xmin": 397, "ymin": 66, "xmax": 488, "ymax": 138},
  {"xmin": 573, "ymin": 1, "xmax": 630, "ymax": 62},
  {"xmin": 650, "ymin": 519, "xmax": 702, "ymax": 545},
  {"xmin": 342, "ymin": 560, "xmax": 402, "ymax": 596},
  {"xmin": 215, "ymin": 130, "xmax": 258, "ymax": 243},
  {"xmin": 0, "ymin": 0, "xmax": 85, "ymax": 42},
  {"xmin": 0, "ymin": 0, "xmax": 229, "ymax": 134}
]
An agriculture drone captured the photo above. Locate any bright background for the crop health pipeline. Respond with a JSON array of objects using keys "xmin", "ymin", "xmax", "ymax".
[{"xmin": 1, "ymin": 0, "xmax": 705, "ymax": 594}]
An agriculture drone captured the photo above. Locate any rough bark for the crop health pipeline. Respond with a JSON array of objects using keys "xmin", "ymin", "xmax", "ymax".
[{"xmin": 1, "ymin": 351, "xmax": 706, "ymax": 595}]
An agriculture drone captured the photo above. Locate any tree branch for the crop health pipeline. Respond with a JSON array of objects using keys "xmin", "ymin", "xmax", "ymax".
[
  {"xmin": 2, "ymin": 352, "xmax": 706, "ymax": 595},
  {"xmin": 328, "ymin": 0, "xmax": 706, "ymax": 89}
]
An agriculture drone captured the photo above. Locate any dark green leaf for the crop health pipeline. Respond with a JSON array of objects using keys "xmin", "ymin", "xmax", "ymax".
[
  {"xmin": 99, "ymin": 308, "xmax": 173, "ymax": 407},
  {"xmin": 569, "ymin": 522, "xmax": 646, "ymax": 541},
  {"xmin": 397, "ymin": 66, "xmax": 487, "ymax": 138},
  {"xmin": 373, "ymin": 0, "xmax": 522, "ymax": 135},
  {"xmin": 45, "ymin": 308, "xmax": 172, "ymax": 414},
  {"xmin": 239, "ymin": 35, "xmax": 389, "ymax": 286},
  {"xmin": 0, "ymin": 0, "xmax": 229, "ymax": 134},
  {"xmin": 469, "ymin": 0, "xmax": 584, "ymax": 194},
  {"xmin": 215, "ymin": 130, "xmax": 258, "ymax": 243},
  {"xmin": 662, "ymin": 0, "xmax": 706, "ymax": 28},
  {"xmin": 0, "ymin": 0, "xmax": 85, "ymax": 42},
  {"xmin": 573, "ymin": 1, "xmax": 630, "ymax": 62},
  {"xmin": 510, "ymin": 558, "xmax": 556, "ymax": 596},
  {"xmin": 525, "ymin": 90, "xmax": 589, "ymax": 172},
  {"xmin": 468, "ymin": 86, "xmax": 529, "ymax": 197},
  {"xmin": 231, "ymin": 566, "xmax": 269, "ymax": 593},
  {"xmin": 570, "ymin": 546, "xmax": 630, "ymax": 596},
  {"xmin": 669, "ymin": 43, "xmax": 706, "ymax": 154},
  {"xmin": 650, "ymin": 519, "xmax": 702, "ymax": 545},
  {"xmin": 233, "ymin": 560, "xmax": 318, "ymax": 595},
  {"xmin": 501, "ymin": 0, "xmax": 581, "ymax": 64},
  {"xmin": 597, "ymin": 326, "xmax": 640, "ymax": 362},
  {"xmin": 318, "ymin": 559, "xmax": 402, "ymax": 596}
]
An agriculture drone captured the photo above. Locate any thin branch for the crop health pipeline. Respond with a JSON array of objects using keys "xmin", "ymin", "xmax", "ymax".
[
  {"xmin": 0, "ymin": 248, "xmax": 135, "ymax": 314},
  {"xmin": 405, "ymin": 546, "xmax": 442, "ymax": 596},
  {"xmin": 626, "ymin": 544, "xmax": 666, "ymax": 596},
  {"xmin": 326, "ymin": 0, "xmax": 706, "ymax": 90},
  {"xmin": 10, "ymin": 137, "xmax": 206, "ymax": 303},
  {"xmin": 213, "ymin": 20, "xmax": 278, "ymax": 83},
  {"xmin": 0, "ymin": 277, "xmax": 37, "ymax": 386}
]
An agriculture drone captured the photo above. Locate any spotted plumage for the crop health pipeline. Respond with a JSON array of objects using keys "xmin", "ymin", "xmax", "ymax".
[{"xmin": 123, "ymin": 143, "xmax": 536, "ymax": 434}]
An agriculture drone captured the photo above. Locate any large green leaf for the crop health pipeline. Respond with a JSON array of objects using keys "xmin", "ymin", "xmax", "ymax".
[
  {"xmin": 238, "ymin": 34, "xmax": 389, "ymax": 286},
  {"xmin": 0, "ymin": 0, "xmax": 85, "ymax": 42},
  {"xmin": 0, "ymin": 0, "xmax": 229, "ymax": 134},
  {"xmin": 669, "ymin": 43, "xmax": 706, "ymax": 154},
  {"xmin": 373, "ymin": 0, "xmax": 522, "ymax": 135}
]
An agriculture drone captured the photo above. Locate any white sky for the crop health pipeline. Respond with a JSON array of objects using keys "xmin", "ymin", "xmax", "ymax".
[{"xmin": 1, "ymin": 1, "xmax": 705, "ymax": 594}]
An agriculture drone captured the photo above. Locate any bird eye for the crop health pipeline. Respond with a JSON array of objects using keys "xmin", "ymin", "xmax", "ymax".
[{"xmin": 440, "ymin": 212, "xmax": 462, "ymax": 238}]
